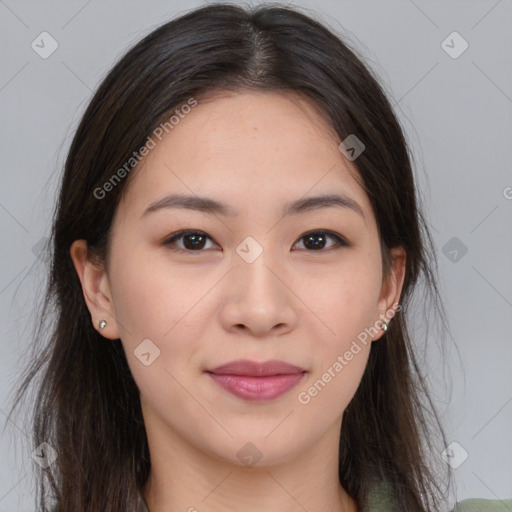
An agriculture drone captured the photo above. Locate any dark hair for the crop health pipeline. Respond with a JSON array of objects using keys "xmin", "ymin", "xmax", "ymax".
[{"xmin": 7, "ymin": 3, "xmax": 453, "ymax": 511}]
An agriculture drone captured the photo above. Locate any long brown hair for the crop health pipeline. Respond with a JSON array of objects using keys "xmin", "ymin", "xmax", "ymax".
[{"xmin": 6, "ymin": 3, "xmax": 453, "ymax": 511}]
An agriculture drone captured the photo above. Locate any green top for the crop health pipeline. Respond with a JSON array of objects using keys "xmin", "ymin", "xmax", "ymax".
[
  {"xmin": 366, "ymin": 480, "xmax": 512, "ymax": 511},
  {"xmin": 452, "ymin": 499, "xmax": 512, "ymax": 511},
  {"xmin": 136, "ymin": 483, "xmax": 512, "ymax": 512}
]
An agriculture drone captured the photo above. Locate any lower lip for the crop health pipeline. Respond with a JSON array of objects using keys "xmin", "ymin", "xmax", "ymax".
[{"xmin": 207, "ymin": 372, "xmax": 305, "ymax": 401}]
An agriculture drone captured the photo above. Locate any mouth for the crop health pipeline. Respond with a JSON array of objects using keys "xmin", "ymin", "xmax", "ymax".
[{"xmin": 206, "ymin": 359, "xmax": 306, "ymax": 401}]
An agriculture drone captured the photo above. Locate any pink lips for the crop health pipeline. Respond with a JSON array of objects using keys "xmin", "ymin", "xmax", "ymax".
[{"xmin": 206, "ymin": 359, "xmax": 306, "ymax": 401}]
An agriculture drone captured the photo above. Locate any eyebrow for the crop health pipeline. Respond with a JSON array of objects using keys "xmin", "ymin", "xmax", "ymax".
[{"xmin": 141, "ymin": 192, "xmax": 365, "ymax": 220}]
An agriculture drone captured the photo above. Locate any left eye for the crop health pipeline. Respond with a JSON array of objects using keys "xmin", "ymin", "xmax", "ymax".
[
  {"xmin": 293, "ymin": 230, "xmax": 350, "ymax": 251},
  {"xmin": 162, "ymin": 230, "xmax": 350, "ymax": 252}
]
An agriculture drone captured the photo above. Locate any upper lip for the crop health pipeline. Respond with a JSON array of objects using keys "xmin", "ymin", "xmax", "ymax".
[{"xmin": 207, "ymin": 359, "xmax": 306, "ymax": 376}]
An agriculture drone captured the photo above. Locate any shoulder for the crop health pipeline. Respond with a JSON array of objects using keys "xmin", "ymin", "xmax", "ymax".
[
  {"xmin": 452, "ymin": 498, "xmax": 512, "ymax": 511},
  {"xmin": 367, "ymin": 480, "xmax": 512, "ymax": 512}
]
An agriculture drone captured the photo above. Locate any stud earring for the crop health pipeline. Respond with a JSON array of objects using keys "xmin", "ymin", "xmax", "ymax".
[
  {"xmin": 98, "ymin": 320, "xmax": 107, "ymax": 330},
  {"xmin": 381, "ymin": 321, "xmax": 388, "ymax": 332}
]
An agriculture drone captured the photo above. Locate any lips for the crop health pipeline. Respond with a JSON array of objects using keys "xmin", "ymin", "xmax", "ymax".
[
  {"xmin": 208, "ymin": 359, "xmax": 305, "ymax": 377},
  {"xmin": 206, "ymin": 359, "xmax": 306, "ymax": 401}
]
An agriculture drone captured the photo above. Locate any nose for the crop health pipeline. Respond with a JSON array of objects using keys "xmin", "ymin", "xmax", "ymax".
[{"xmin": 219, "ymin": 251, "xmax": 298, "ymax": 338}]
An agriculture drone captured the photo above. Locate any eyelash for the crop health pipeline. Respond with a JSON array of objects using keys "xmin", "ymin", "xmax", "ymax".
[{"xmin": 162, "ymin": 229, "xmax": 351, "ymax": 254}]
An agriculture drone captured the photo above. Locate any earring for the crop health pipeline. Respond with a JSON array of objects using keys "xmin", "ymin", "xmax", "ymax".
[
  {"xmin": 98, "ymin": 320, "xmax": 107, "ymax": 330},
  {"xmin": 382, "ymin": 321, "xmax": 388, "ymax": 332}
]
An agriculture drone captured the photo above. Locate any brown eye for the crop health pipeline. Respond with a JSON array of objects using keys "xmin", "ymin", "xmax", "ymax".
[
  {"xmin": 162, "ymin": 229, "xmax": 350, "ymax": 254},
  {"xmin": 163, "ymin": 230, "xmax": 217, "ymax": 252},
  {"xmin": 293, "ymin": 231, "xmax": 350, "ymax": 251}
]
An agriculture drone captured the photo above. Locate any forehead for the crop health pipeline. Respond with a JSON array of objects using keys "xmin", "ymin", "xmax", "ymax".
[{"xmin": 116, "ymin": 90, "xmax": 373, "ymax": 224}]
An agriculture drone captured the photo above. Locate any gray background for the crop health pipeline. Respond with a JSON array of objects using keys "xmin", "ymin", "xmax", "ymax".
[{"xmin": 1, "ymin": 1, "xmax": 511, "ymax": 510}]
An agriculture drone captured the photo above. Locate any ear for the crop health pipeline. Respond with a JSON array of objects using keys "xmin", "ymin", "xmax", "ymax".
[
  {"xmin": 372, "ymin": 246, "xmax": 406, "ymax": 341},
  {"xmin": 69, "ymin": 240, "xmax": 120, "ymax": 340}
]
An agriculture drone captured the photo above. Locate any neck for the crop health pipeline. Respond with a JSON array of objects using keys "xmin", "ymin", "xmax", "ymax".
[{"xmin": 141, "ymin": 419, "xmax": 358, "ymax": 512}]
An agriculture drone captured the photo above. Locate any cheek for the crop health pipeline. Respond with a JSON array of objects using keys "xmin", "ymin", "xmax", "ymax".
[
  {"xmin": 109, "ymin": 244, "xmax": 204, "ymax": 338},
  {"xmin": 295, "ymin": 343, "xmax": 370, "ymax": 433},
  {"xmin": 108, "ymin": 245, "xmax": 216, "ymax": 390},
  {"xmin": 301, "ymin": 260, "xmax": 383, "ymax": 344},
  {"xmin": 296, "ymin": 255, "xmax": 382, "ymax": 405},
  {"xmin": 110, "ymin": 257, "xmax": 204, "ymax": 417},
  {"xmin": 297, "ymin": 277, "xmax": 377, "ymax": 417}
]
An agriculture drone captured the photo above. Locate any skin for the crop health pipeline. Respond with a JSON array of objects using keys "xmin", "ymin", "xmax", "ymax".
[{"xmin": 71, "ymin": 91, "xmax": 406, "ymax": 512}]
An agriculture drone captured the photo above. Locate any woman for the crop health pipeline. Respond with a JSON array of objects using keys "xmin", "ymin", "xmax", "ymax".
[{"xmin": 8, "ymin": 3, "xmax": 509, "ymax": 511}]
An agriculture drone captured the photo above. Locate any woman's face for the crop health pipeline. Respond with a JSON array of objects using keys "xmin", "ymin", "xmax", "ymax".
[{"xmin": 74, "ymin": 91, "xmax": 405, "ymax": 467}]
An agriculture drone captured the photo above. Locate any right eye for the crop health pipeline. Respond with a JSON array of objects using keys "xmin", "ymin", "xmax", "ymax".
[{"xmin": 162, "ymin": 230, "xmax": 219, "ymax": 252}]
